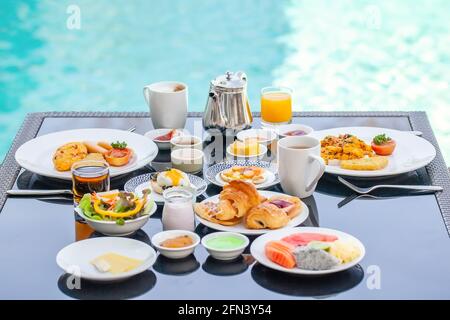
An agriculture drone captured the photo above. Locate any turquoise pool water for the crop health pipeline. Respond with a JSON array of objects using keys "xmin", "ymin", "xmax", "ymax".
[{"xmin": 1, "ymin": 0, "xmax": 450, "ymax": 161}]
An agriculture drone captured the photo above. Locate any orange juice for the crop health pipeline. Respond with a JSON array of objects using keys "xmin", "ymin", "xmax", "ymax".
[{"xmin": 261, "ymin": 90, "xmax": 292, "ymax": 124}]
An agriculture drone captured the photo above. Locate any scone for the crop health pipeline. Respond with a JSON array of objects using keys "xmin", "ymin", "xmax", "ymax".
[{"xmin": 53, "ymin": 142, "xmax": 88, "ymax": 171}]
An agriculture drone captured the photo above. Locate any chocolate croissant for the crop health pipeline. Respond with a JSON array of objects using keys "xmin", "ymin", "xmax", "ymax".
[{"xmin": 245, "ymin": 202, "xmax": 291, "ymax": 229}]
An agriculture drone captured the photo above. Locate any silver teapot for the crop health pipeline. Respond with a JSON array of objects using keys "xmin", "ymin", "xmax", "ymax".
[{"xmin": 203, "ymin": 71, "xmax": 252, "ymax": 133}]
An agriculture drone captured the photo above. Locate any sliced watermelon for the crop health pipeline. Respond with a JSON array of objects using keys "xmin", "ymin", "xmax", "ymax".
[{"xmin": 282, "ymin": 233, "xmax": 338, "ymax": 246}]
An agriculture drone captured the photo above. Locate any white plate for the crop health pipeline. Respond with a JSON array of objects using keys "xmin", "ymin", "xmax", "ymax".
[
  {"xmin": 15, "ymin": 128, "xmax": 158, "ymax": 180},
  {"xmin": 309, "ymin": 127, "xmax": 436, "ymax": 178},
  {"xmin": 56, "ymin": 237, "xmax": 156, "ymax": 282},
  {"xmin": 250, "ymin": 227, "xmax": 366, "ymax": 275},
  {"xmin": 205, "ymin": 160, "xmax": 279, "ymax": 189},
  {"xmin": 124, "ymin": 173, "xmax": 208, "ymax": 203},
  {"xmin": 195, "ymin": 191, "xmax": 309, "ymax": 235}
]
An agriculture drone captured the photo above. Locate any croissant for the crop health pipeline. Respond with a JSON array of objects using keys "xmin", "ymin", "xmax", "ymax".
[
  {"xmin": 221, "ymin": 180, "xmax": 261, "ymax": 208},
  {"xmin": 193, "ymin": 202, "xmax": 242, "ymax": 226},
  {"xmin": 245, "ymin": 202, "xmax": 290, "ymax": 229},
  {"xmin": 266, "ymin": 195, "xmax": 302, "ymax": 219}
]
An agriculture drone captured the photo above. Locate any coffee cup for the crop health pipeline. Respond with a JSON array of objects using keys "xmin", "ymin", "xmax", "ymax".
[
  {"xmin": 143, "ymin": 81, "xmax": 188, "ymax": 129},
  {"xmin": 277, "ymin": 136, "xmax": 325, "ymax": 198},
  {"xmin": 170, "ymin": 135, "xmax": 202, "ymax": 152}
]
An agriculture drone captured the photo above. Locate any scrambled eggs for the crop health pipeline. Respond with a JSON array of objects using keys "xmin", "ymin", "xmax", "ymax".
[{"xmin": 320, "ymin": 134, "xmax": 374, "ymax": 164}]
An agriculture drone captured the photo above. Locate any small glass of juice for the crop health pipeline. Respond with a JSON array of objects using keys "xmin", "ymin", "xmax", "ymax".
[{"xmin": 261, "ymin": 86, "xmax": 293, "ymax": 127}]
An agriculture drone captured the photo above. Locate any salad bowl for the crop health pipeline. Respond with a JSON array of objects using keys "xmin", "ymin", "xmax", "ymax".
[{"xmin": 76, "ymin": 190, "xmax": 157, "ymax": 236}]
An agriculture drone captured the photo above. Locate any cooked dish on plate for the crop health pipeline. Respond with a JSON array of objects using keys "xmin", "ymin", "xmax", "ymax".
[
  {"xmin": 220, "ymin": 166, "xmax": 266, "ymax": 185},
  {"xmin": 150, "ymin": 169, "xmax": 191, "ymax": 194},
  {"xmin": 321, "ymin": 134, "xmax": 374, "ymax": 163},
  {"xmin": 53, "ymin": 140, "xmax": 133, "ymax": 171},
  {"xmin": 371, "ymin": 133, "xmax": 397, "ymax": 156},
  {"xmin": 194, "ymin": 180, "xmax": 302, "ymax": 230},
  {"xmin": 320, "ymin": 133, "xmax": 391, "ymax": 171},
  {"xmin": 78, "ymin": 189, "xmax": 153, "ymax": 225},
  {"xmin": 265, "ymin": 233, "xmax": 361, "ymax": 271}
]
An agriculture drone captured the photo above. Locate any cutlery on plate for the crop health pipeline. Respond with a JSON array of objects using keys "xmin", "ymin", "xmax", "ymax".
[
  {"xmin": 7, "ymin": 189, "xmax": 73, "ymax": 197},
  {"xmin": 126, "ymin": 126, "xmax": 136, "ymax": 132},
  {"xmin": 338, "ymin": 176, "xmax": 443, "ymax": 194}
]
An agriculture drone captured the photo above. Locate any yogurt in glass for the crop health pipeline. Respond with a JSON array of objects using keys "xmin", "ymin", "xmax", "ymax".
[{"xmin": 162, "ymin": 187, "xmax": 195, "ymax": 231}]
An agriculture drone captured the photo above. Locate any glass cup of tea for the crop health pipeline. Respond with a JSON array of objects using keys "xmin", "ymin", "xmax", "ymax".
[
  {"xmin": 71, "ymin": 160, "xmax": 110, "ymax": 205},
  {"xmin": 260, "ymin": 86, "xmax": 293, "ymax": 127}
]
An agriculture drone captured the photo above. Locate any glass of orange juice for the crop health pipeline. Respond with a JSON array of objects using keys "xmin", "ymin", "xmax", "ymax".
[{"xmin": 261, "ymin": 86, "xmax": 293, "ymax": 127}]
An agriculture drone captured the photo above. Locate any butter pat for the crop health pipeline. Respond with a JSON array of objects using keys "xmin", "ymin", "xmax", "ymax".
[{"xmin": 91, "ymin": 252, "xmax": 143, "ymax": 274}]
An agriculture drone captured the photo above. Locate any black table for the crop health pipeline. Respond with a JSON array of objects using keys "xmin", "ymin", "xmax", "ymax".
[{"xmin": 1, "ymin": 111, "xmax": 449, "ymax": 300}]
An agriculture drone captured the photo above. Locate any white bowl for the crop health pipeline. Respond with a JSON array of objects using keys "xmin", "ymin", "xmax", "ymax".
[
  {"xmin": 201, "ymin": 232, "xmax": 249, "ymax": 261},
  {"xmin": 144, "ymin": 129, "xmax": 189, "ymax": 150},
  {"xmin": 277, "ymin": 124, "xmax": 314, "ymax": 138},
  {"xmin": 236, "ymin": 129, "xmax": 277, "ymax": 146},
  {"xmin": 151, "ymin": 230, "xmax": 200, "ymax": 259},
  {"xmin": 75, "ymin": 201, "xmax": 157, "ymax": 236},
  {"xmin": 226, "ymin": 143, "xmax": 267, "ymax": 161}
]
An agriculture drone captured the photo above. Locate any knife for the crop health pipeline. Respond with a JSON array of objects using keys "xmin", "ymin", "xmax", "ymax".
[{"xmin": 7, "ymin": 189, "xmax": 73, "ymax": 197}]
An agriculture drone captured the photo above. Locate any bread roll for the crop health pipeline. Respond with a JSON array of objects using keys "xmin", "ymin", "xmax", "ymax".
[{"xmin": 83, "ymin": 141, "xmax": 108, "ymax": 154}]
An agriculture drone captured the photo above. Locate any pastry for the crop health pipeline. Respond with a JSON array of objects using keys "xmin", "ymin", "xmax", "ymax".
[
  {"xmin": 83, "ymin": 153, "xmax": 105, "ymax": 162},
  {"xmin": 193, "ymin": 180, "xmax": 263, "ymax": 225},
  {"xmin": 193, "ymin": 202, "xmax": 242, "ymax": 226},
  {"xmin": 220, "ymin": 166, "xmax": 266, "ymax": 184},
  {"xmin": 53, "ymin": 142, "xmax": 88, "ymax": 171},
  {"xmin": 265, "ymin": 195, "xmax": 302, "ymax": 219},
  {"xmin": 245, "ymin": 202, "xmax": 290, "ymax": 229}
]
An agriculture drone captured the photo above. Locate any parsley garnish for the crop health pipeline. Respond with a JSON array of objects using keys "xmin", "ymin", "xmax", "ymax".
[{"xmin": 111, "ymin": 141, "xmax": 127, "ymax": 149}]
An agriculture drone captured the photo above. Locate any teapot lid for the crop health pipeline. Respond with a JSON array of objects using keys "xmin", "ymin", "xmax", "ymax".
[{"xmin": 211, "ymin": 71, "xmax": 247, "ymax": 89}]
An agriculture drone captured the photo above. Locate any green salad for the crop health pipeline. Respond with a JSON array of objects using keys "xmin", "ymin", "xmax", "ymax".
[{"xmin": 79, "ymin": 189, "xmax": 153, "ymax": 225}]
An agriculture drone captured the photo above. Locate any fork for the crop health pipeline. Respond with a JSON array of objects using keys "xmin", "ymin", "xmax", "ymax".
[{"xmin": 337, "ymin": 176, "xmax": 443, "ymax": 194}]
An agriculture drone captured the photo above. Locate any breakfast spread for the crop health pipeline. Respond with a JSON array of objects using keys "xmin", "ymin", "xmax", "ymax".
[
  {"xmin": 91, "ymin": 252, "xmax": 143, "ymax": 274},
  {"xmin": 160, "ymin": 235, "xmax": 194, "ymax": 248},
  {"xmin": 265, "ymin": 233, "xmax": 361, "ymax": 271},
  {"xmin": 53, "ymin": 140, "xmax": 133, "ymax": 171},
  {"xmin": 219, "ymin": 166, "xmax": 266, "ymax": 184},
  {"xmin": 150, "ymin": 169, "xmax": 191, "ymax": 194},
  {"xmin": 194, "ymin": 181, "xmax": 302, "ymax": 230},
  {"xmin": 78, "ymin": 190, "xmax": 153, "ymax": 225}
]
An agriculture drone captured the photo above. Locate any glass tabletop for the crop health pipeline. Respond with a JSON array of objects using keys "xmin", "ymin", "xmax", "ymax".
[{"xmin": 1, "ymin": 114, "xmax": 449, "ymax": 299}]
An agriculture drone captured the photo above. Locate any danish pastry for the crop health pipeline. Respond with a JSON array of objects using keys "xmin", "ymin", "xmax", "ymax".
[{"xmin": 245, "ymin": 202, "xmax": 290, "ymax": 229}]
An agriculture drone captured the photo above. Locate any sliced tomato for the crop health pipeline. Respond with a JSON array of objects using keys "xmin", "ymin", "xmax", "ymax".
[{"xmin": 371, "ymin": 140, "xmax": 396, "ymax": 156}]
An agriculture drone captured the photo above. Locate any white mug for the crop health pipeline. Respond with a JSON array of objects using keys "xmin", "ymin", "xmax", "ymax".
[
  {"xmin": 143, "ymin": 81, "xmax": 188, "ymax": 129},
  {"xmin": 278, "ymin": 136, "xmax": 325, "ymax": 198}
]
